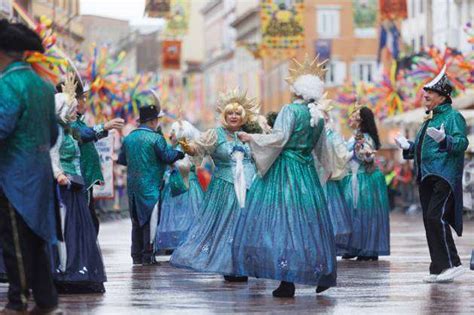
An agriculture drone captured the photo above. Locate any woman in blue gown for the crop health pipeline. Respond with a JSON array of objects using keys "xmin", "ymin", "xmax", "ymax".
[
  {"xmin": 155, "ymin": 121, "xmax": 204, "ymax": 251},
  {"xmin": 318, "ymin": 100, "xmax": 353, "ymax": 253},
  {"xmin": 0, "ymin": 246, "xmax": 6, "ymax": 282},
  {"xmin": 340, "ymin": 106, "xmax": 390, "ymax": 261},
  {"xmin": 234, "ymin": 56, "xmax": 337, "ymax": 297},
  {"xmin": 49, "ymin": 76, "xmax": 106, "ymax": 293},
  {"xmin": 170, "ymin": 89, "xmax": 260, "ymax": 281}
]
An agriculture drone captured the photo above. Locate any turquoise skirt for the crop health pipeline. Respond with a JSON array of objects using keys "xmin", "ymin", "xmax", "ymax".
[
  {"xmin": 155, "ymin": 173, "xmax": 204, "ymax": 251},
  {"xmin": 233, "ymin": 154, "xmax": 337, "ymax": 286},
  {"xmin": 324, "ymin": 180, "xmax": 352, "ymax": 252},
  {"xmin": 170, "ymin": 177, "xmax": 244, "ymax": 275},
  {"xmin": 340, "ymin": 169, "xmax": 390, "ymax": 256}
]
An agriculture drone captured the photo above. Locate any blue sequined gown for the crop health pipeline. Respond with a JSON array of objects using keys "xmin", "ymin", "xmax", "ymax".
[
  {"xmin": 233, "ymin": 103, "xmax": 337, "ymax": 286},
  {"xmin": 324, "ymin": 129, "xmax": 352, "ymax": 252},
  {"xmin": 170, "ymin": 127, "xmax": 256, "ymax": 275},
  {"xmin": 340, "ymin": 133, "xmax": 390, "ymax": 257},
  {"xmin": 0, "ymin": 246, "xmax": 6, "ymax": 282},
  {"xmin": 155, "ymin": 167, "xmax": 204, "ymax": 250}
]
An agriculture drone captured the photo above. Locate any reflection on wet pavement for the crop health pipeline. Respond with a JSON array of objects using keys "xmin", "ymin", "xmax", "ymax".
[{"xmin": 1, "ymin": 212, "xmax": 473, "ymax": 314}]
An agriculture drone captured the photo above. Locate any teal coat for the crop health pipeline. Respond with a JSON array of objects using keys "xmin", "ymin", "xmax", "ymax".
[
  {"xmin": 0, "ymin": 62, "xmax": 58, "ymax": 243},
  {"xmin": 403, "ymin": 103, "xmax": 468, "ymax": 236},
  {"xmin": 118, "ymin": 125, "xmax": 183, "ymax": 226}
]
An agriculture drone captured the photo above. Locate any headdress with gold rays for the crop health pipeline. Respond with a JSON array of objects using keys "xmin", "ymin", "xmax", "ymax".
[
  {"xmin": 285, "ymin": 53, "xmax": 328, "ymax": 85},
  {"xmin": 60, "ymin": 71, "xmax": 77, "ymax": 105},
  {"xmin": 216, "ymin": 88, "xmax": 260, "ymax": 122}
]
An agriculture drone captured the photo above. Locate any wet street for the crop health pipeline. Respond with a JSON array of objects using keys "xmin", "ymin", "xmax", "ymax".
[{"xmin": 1, "ymin": 211, "xmax": 474, "ymax": 314}]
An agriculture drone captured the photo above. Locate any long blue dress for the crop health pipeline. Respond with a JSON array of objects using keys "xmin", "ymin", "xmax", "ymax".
[
  {"xmin": 170, "ymin": 127, "xmax": 256, "ymax": 275},
  {"xmin": 340, "ymin": 133, "xmax": 390, "ymax": 257},
  {"xmin": 324, "ymin": 129, "xmax": 352, "ymax": 252},
  {"xmin": 50, "ymin": 126, "xmax": 107, "ymax": 293},
  {"xmin": 233, "ymin": 103, "xmax": 337, "ymax": 286},
  {"xmin": 155, "ymin": 167, "xmax": 204, "ymax": 251},
  {"xmin": 0, "ymin": 246, "xmax": 6, "ymax": 282}
]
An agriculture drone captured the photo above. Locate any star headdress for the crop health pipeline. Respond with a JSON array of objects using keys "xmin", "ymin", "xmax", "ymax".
[
  {"xmin": 285, "ymin": 53, "xmax": 328, "ymax": 85},
  {"xmin": 61, "ymin": 71, "xmax": 77, "ymax": 105},
  {"xmin": 216, "ymin": 88, "xmax": 260, "ymax": 122}
]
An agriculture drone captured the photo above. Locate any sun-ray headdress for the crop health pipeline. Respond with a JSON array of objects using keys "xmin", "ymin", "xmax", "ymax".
[
  {"xmin": 216, "ymin": 88, "xmax": 260, "ymax": 123},
  {"xmin": 285, "ymin": 54, "xmax": 328, "ymax": 85}
]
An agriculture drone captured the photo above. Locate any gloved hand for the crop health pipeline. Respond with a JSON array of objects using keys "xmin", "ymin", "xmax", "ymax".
[
  {"xmin": 176, "ymin": 151, "xmax": 185, "ymax": 160},
  {"xmin": 395, "ymin": 134, "xmax": 411, "ymax": 150},
  {"xmin": 426, "ymin": 124, "xmax": 446, "ymax": 143}
]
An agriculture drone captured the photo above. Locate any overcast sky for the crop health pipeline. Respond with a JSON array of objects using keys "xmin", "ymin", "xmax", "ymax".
[{"xmin": 81, "ymin": 0, "xmax": 146, "ymax": 21}]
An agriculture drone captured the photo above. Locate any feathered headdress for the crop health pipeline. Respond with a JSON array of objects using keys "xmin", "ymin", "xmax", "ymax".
[{"xmin": 216, "ymin": 88, "xmax": 260, "ymax": 123}]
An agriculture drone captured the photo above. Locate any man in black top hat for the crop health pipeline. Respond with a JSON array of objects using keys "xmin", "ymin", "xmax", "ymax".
[
  {"xmin": 118, "ymin": 92, "xmax": 184, "ymax": 265},
  {"xmin": 396, "ymin": 66, "xmax": 468, "ymax": 283}
]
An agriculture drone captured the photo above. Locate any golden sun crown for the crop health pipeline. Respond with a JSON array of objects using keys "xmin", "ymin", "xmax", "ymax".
[
  {"xmin": 61, "ymin": 71, "xmax": 77, "ymax": 105},
  {"xmin": 216, "ymin": 88, "xmax": 260, "ymax": 120},
  {"xmin": 285, "ymin": 54, "xmax": 328, "ymax": 85}
]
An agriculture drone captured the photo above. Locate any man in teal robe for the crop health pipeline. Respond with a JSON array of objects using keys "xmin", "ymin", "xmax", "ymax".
[
  {"xmin": 118, "ymin": 104, "xmax": 184, "ymax": 265},
  {"xmin": 0, "ymin": 20, "xmax": 58, "ymax": 313},
  {"xmin": 396, "ymin": 66, "xmax": 468, "ymax": 283}
]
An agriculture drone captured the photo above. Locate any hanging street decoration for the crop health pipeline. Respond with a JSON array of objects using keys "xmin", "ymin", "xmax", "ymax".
[{"xmin": 260, "ymin": 0, "xmax": 305, "ymax": 58}]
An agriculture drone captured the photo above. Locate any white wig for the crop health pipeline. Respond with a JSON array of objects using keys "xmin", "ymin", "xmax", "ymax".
[
  {"xmin": 290, "ymin": 74, "xmax": 325, "ymax": 102},
  {"xmin": 170, "ymin": 120, "xmax": 201, "ymax": 141},
  {"xmin": 55, "ymin": 93, "xmax": 78, "ymax": 124}
]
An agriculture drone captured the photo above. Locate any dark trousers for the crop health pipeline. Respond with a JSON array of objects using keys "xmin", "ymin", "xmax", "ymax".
[
  {"xmin": 87, "ymin": 187, "xmax": 100, "ymax": 236},
  {"xmin": 0, "ymin": 192, "xmax": 58, "ymax": 311},
  {"xmin": 130, "ymin": 201, "xmax": 153, "ymax": 263},
  {"xmin": 419, "ymin": 176, "xmax": 461, "ymax": 274}
]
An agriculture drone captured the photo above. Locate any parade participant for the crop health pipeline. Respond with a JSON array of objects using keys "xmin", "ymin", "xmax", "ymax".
[
  {"xmin": 49, "ymin": 73, "xmax": 107, "ymax": 294},
  {"xmin": 235, "ymin": 55, "xmax": 336, "ymax": 297},
  {"xmin": 155, "ymin": 120, "xmax": 204, "ymax": 251},
  {"xmin": 395, "ymin": 66, "xmax": 468, "ymax": 283},
  {"xmin": 318, "ymin": 98, "xmax": 353, "ymax": 253},
  {"xmin": 118, "ymin": 97, "xmax": 185, "ymax": 266},
  {"xmin": 57, "ymin": 80, "xmax": 125, "ymax": 236},
  {"xmin": 341, "ymin": 105, "xmax": 390, "ymax": 261},
  {"xmin": 170, "ymin": 89, "xmax": 260, "ymax": 282},
  {"xmin": 0, "ymin": 19, "xmax": 59, "ymax": 313}
]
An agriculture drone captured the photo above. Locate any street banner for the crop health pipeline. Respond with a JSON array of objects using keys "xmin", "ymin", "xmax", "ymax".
[
  {"xmin": 164, "ymin": 0, "xmax": 190, "ymax": 37},
  {"xmin": 379, "ymin": 0, "xmax": 407, "ymax": 20},
  {"xmin": 260, "ymin": 0, "xmax": 305, "ymax": 58},
  {"xmin": 145, "ymin": 0, "xmax": 171, "ymax": 18},
  {"xmin": 353, "ymin": 0, "xmax": 377, "ymax": 29},
  {"xmin": 315, "ymin": 39, "xmax": 332, "ymax": 61},
  {"xmin": 162, "ymin": 40, "xmax": 181, "ymax": 70},
  {"xmin": 93, "ymin": 136, "xmax": 114, "ymax": 199}
]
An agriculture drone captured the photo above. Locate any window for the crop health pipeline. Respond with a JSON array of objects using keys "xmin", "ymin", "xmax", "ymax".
[
  {"xmin": 325, "ymin": 61, "xmax": 346, "ymax": 86},
  {"xmin": 411, "ymin": 0, "xmax": 416, "ymax": 18},
  {"xmin": 419, "ymin": 35, "xmax": 424, "ymax": 50},
  {"xmin": 411, "ymin": 38, "xmax": 416, "ymax": 52},
  {"xmin": 351, "ymin": 61, "xmax": 377, "ymax": 82},
  {"xmin": 317, "ymin": 9, "xmax": 340, "ymax": 38},
  {"xmin": 420, "ymin": 0, "xmax": 424, "ymax": 14}
]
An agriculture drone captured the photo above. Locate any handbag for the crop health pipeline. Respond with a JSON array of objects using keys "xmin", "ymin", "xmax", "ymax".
[{"xmin": 169, "ymin": 169, "xmax": 188, "ymax": 197}]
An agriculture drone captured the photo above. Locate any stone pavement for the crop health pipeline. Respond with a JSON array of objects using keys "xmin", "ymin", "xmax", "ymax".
[{"xmin": 1, "ymin": 211, "xmax": 473, "ymax": 314}]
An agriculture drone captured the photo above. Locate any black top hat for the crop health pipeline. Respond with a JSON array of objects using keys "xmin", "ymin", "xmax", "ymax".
[
  {"xmin": 139, "ymin": 105, "xmax": 161, "ymax": 123},
  {"xmin": 423, "ymin": 65, "xmax": 453, "ymax": 98}
]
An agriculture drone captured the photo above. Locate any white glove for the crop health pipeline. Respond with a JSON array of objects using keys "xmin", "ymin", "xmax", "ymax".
[
  {"xmin": 426, "ymin": 124, "xmax": 446, "ymax": 143},
  {"xmin": 395, "ymin": 134, "xmax": 410, "ymax": 150}
]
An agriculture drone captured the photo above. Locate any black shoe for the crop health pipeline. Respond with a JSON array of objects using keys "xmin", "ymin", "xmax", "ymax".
[
  {"xmin": 0, "ymin": 306, "xmax": 28, "ymax": 315},
  {"xmin": 29, "ymin": 305, "xmax": 62, "ymax": 315},
  {"xmin": 342, "ymin": 255, "xmax": 356, "ymax": 260},
  {"xmin": 316, "ymin": 286, "xmax": 330, "ymax": 294},
  {"xmin": 357, "ymin": 256, "xmax": 378, "ymax": 261},
  {"xmin": 142, "ymin": 257, "xmax": 160, "ymax": 266},
  {"xmin": 272, "ymin": 281, "xmax": 295, "ymax": 298},
  {"xmin": 223, "ymin": 275, "xmax": 248, "ymax": 282},
  {"xmin": 132, "ymin": 259, "xmax": 142, "ymax": 265}
]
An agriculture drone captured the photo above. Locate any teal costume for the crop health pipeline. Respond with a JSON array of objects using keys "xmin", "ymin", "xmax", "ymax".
[
  {"xmin": 118, "ymin": 126, "xmax": 183, "ymax": 226},
  {"xmin": 233, "ymin": 103, "xmax": 337, "ymax": 286},
  {"xmin": 0, "ymin": 61, "xmax": 58, "ymax": 243},
  {"xmin": 340, "ymin": 133, "xmax": 390, "ymax": 257},
  {"xmin": 403, "ymin": 103, "xmax": 468, "ymax": 236},
  {"xmin": 171, "ymin": 127, "xmax": 256, "ymax": 275}
]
